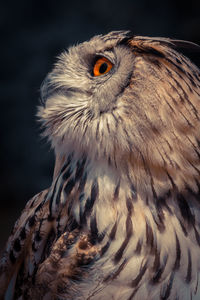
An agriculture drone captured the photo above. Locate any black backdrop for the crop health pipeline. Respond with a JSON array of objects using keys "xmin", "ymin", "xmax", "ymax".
[{"xmin": 1, "ymin": 0, "xmax": 200, "ymax": 251}]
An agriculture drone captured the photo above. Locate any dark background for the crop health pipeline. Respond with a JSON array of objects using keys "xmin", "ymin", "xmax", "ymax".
[{"xmin": 1, "ymin": 0, "xmax": 200, "ymax": 252}]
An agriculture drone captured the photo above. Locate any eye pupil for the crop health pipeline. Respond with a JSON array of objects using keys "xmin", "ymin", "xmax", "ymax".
[{"xmin": 99, "ymin": 62, "xmax": 108, "ymax": 74}]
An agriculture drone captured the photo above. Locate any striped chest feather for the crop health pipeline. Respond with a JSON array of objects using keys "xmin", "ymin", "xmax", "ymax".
[{"xmin": 1, "ymin": 154, "xmax": 200, "ymax": 300}]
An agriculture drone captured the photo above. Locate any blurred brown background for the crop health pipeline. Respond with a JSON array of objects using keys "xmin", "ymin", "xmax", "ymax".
[{"xmin": 0, "ymin": 0, "xmax": 200, "ymax": 252}]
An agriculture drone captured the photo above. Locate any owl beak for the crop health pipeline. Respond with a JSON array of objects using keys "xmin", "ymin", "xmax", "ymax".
[{"xmin": 40, "ymin": 74, "xmax": 53, "ymax": 106}]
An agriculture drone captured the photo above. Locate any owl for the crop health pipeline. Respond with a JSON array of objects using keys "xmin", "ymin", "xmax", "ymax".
[{"xmin": 1, "ymin": 30, "xmax": 200, "ymax": 300}]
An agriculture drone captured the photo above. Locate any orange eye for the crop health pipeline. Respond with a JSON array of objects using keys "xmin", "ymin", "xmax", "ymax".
[{"xmin": 93, "ymin": 57, "xmax": 113, "ymax": 76}]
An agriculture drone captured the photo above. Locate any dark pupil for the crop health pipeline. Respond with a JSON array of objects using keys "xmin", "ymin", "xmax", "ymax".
[{"xmin": 99, "ymin": 62, "xmax": 108, "ymax": 74}]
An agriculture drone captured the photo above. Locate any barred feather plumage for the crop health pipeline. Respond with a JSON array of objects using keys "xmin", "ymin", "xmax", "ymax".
[{"xmin": 1, "ymin": 30, "xmax": 200, "ymax": 299}]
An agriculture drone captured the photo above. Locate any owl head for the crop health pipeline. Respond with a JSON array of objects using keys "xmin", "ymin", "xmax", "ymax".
[{"xmin": 38, "ymin": 31, "xmax": 200, "ymax": 196}]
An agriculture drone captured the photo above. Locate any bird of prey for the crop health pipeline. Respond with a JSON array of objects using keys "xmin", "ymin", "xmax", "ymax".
[{"xmin": 1, "ymin": 31, "xmax": 200, "ymax": 300}]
